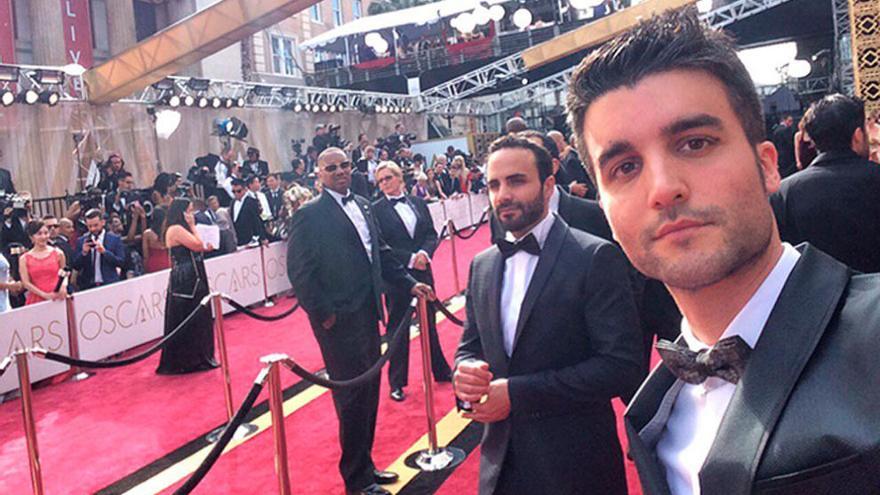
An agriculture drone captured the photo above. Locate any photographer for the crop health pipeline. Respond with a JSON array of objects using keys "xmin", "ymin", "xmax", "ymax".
[
  {"xmin": 2, "ymin": 193, "xmax": 31, "ymax": 251},
  {"xmin": 71, "ymin": 209, "xmax": 126, "ymax": 290},
  {"xmin": 0, "ymin": 149, "xmax": 14, "ymax": 193},
  {"xmin": 386, "ymin": 123, "xmax": 415, "ymax": 155},
  {"xmin": 97, "ymin": 153, "xmax": 126, "ymax": 193},
  {"xmin": 312, "ymin": 124, "xmax": 330, "ymax": 152},
  {"xmin": 243, "ymin": 147, "xmax": 270, "ymax": 179}
]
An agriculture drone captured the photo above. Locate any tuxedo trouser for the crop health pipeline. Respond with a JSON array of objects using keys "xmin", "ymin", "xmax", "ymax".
[
  {"xmin": 386, "ymin": 270, "xmax": 452, "ymax": 389},
  {"xmin": 309, "ymin": 299, "xmax": 381, "ymax": 490}
]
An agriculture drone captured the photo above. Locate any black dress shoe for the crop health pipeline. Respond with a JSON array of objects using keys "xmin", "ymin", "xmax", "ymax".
[
  {"xmin": 390, "ymin": 388, "xmax": 406, "ymax": 402},
  {"xmin": 374, "ymin": 469, "xmax": 399, "ymax": 484},
  {"xmin": 346, "ymin": 483, "xmax": 390, "ymax": 495}
]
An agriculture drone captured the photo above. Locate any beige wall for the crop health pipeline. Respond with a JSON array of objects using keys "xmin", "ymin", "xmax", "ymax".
[{"xmin": 0, "ymin": 102, "xmax": 425, "ymax": 198}]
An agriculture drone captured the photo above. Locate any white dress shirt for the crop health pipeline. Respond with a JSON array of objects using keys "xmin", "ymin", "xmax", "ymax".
[
  {"xmin": 386, "ymin": 194, "xmax": 428, "ymax": 269},
  {"xmin": 655, "ymin": 243, "xmax": 801, "ymax": 495},
  {"xmin": 232, "ymin": 198, "xmax": 244, "ymax": 222},
  {"xmin": 92, "ymin": 230, "xmax": 107, "ymax": 284},
  {"xmin": 549, "ymin": 187, "xmax": 561, "ymax": 215},
  {"xmin": 255, "ymin": 191, "xmax": 272, "ymax": 221},
  {"xmin": 327, "ymin": 189, "xmax": 372, "ymax": 262},
  {"xmin": 499, "ymin": 212, "xmax": 555, "ymax": 356}
]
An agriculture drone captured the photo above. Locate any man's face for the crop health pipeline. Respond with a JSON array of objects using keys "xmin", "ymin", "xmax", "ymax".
[
  {"xmin": 377, "ymin": 168, "xmax": 403, "ymax": 196},
  {"xmin": 487, "ymin": 148, "xmax": 553, "ymax": 234},
  {"xmin": 109, "ymin": 215, "xmax": 124, "ymax": 234},
  {"xmin": 582, "ymin": 70, "xmax": 780, "ymax": 290},
  {"xmin": 110, "ymin": 156, "xmax": 123, "ymax": 172},
  {"xmin": 379, "ymin": 149, "xmax": 389, "ymax": 161},
  {"xmin": 86, "ymin": 216, "xmax": 105, "ymax": 236},
  {"xmin": 317, "ymin": 149, "xmax": 352, "ymax": 194},
  {"xmin": 119, "ymin": 176, "xmax": 134, "ymax": 191},
  {"xmin": 43, "ymin": 218, "xmax": 59, "ymax": 238},
  {"xmin": 207, "ymin": 197, "xmax": 220, "ymax": 211},
  {"xmin": 266, "ymin": 175, "xmax": 279, "ymax": 190},
  {"xmin": 248, "ymin": 179, "xmax": 260, "ymax": 192},
  {"xmin": 247, "ymin": 151, "xmax": 258, "ymax": 161},
  {"xmin": 549, "ymin": 132, "xmax": 566, "ymax": 153},
  {"xmin": 58, "ymin": 220, "xmax": 74, "ymax": 238},
  {"xmin": 232, "ymin": 183, "xmax": 247, "ymax": 201},
  {"xmin": 366, "ymin": 147, "xmax": 375, "ymax": 160}
]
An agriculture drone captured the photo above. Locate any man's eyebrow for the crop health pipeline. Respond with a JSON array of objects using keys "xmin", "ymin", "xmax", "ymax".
[
  {"xmin": 596, "ymin": 141, "xmax": 636, "ymax": 171},
  {"xmin": 661, "ymin": 114, "xmax": 723, "ymax": 136}
]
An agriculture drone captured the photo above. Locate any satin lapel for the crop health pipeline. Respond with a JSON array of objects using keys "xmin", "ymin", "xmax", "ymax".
[
  {"xmin": 699, "ymin": 245, "xmax": 850, "ymax": 494},
  {"xmin": 486, "ymin": 248, "xmax": 508, "ymax": 371},
  {"xmin": 511, "ymin": 218, "xmax": 566, "ymax": 353},
  {"xmin": 354, "ymin": 196, "xmax": 380, "ymax": 262}
]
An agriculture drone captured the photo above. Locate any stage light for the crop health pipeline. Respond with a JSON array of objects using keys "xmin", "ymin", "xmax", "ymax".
[
  {"xmin": 696, "ymin": 0, "xmax": 713, "ymax": 13},
  {"xmin": 405, "ymin": 107, "xmax": 413, "ymax": 114},
  {"xmin": 252, "ymin": 85, "xmax": 274, "ymax": 96},
  {"xmin": 211, "ymin": 97, "xmax": 222, "ymax": 109},
  {"xmin": 321, "ymin": 104, "xmax": 329, "ymax": 112},
  {"xmin": 336, "ymin": 103, "xmax": 346, "ymax": 112},
  {"xmin": 788, "ymin": 59, "xmax": 812, "ymax": 78},
  {"xmin": 197, "ymin": 96, "xmax": 208, "ymax": 108},
  {"xmin": 62, "ymin": 63, "xmax": 87, "ymax": 77},
  {"xmin": 224, "ymin": 98, "xmax": 234, "ymax": 109},
  {"xmin": 280, "ymin": 87, "xmax": 297, "ymax": 98},
  {"xmin": 521, "ymin": 77, "xmax": 529, "ymax": 85},
  {"xmin": 365, "ymin": 32, "xmax": 383, "ymax": 47},
  {"xmin": 294, "ymin": 103, "xmax": 303, "ymax": 112},
  {"xmin": 39, "ymin": 90, "xmax": 60, "ymax": 106},
  {"xmin": 304, "ymin": 103, "xmax": 312, "ymax": 112},
  {"xmin": 456, "ymin": 12, "xmax": 476, "ymax": 33},
  {"xmin": 235, "ymin": 97, "xmax": 246, "ymax": 107},
  {"xmin": 213, "ymin": 117, "xmax": 249, "ymax": 140},
  {"xmin": 183, "ymin": 95, "xmax": 196, "ymax": 107},
  {"xmin": 489, "ymin": 5, "xmax": 505, "ymax": 21},
  {"xmin": 513, "ymin": 8, "xmax": 532, "ymax": 29},
  {"xmin": 372, "ymin": 38, "xmax": 389, "ymax": 54},
  {"xmin": 19, "ymin": 89, "xmax": 38, "ymax": 105},
  {"xmin": 166, "ymin": 94, "xmax": 181, "ymax": 107},
  {"xmin": 0, "ymin": 89, "xmax": 14, "ymax": 107},
  {"xmin": 473, "ymin": 5, "xmax": 491, "ymax": 25},
  {"xmin": 32, "ymin": 69, "xmax": 65, "ymax": 85},
  {"xmin": 152, "ymin": 78, "xmax": 176, "ymax": 91},
  {"xmin": 329, "ymin": 104, "xmax": 337, "ymax": 112},
  {"xmin": 154, "ymin": 110, "xmax": 182, "ymax": 140},
  {"xmin": 186, "ymin": 77, "xmax": 211, "ymax": 91},
  {"xmin": 0, "ymin": 65, "xmax": 20, "ymax": 82}
]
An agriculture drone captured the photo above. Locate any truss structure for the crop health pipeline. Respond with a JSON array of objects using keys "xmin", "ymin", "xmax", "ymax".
[
  {"xmin": 0, "ymin": 64, "xmax": 86, "ymax": 102},
  {"xmin": 122, "ymin": 76, "xmax": 416, "ymax": 112},
  {"xmin": 701, "ymin": 0, "xmax": 794, "ymax": 28},
  {"xmin": 831, "ymin": 0, "xmax": 855, "ymax": 95},
  {"xmin": 755, "ymin": 76, "xmax": 832, "ymax": 96}
]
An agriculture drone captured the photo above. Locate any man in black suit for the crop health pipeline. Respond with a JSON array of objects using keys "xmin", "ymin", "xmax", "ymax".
[
  {"xmin": 263, "ymin": 173, "xmax": 284, "ymax": 220},
  {"xmin": 569, "ymin": 9, "xmax": 880, "ymax": 494},
  {"xmin": 230, "ymin": 178, "xmax": 265, "ymax": 246},
  {"xmin": 549, "ymin": 130, "xmax": 596, "ymax": 199},
  {"xmin": 771, "ymin": 115, "xmax": 797, "ymax": 178},
  {"xmin": 372, "ymin": 162, "xmax": 452, "ymax": 402},
  {"xmin": 771, "ymin": 93, "xmax": 880, "ymax": 274},
  {"xmin": 0, "ymin": 148, "xmax": 14, "ymax": 193},
  {"xmin": 454, "ymin": 135, "xmax": 643, "ymax": 495},
  {"xmin": 287, "ymin": 147, "xmax": 435, "ymax": 495},
  {"xmin": 242, "ymin": 147, "xmax": 270, "ymax": 179},
  {"xmin": 72, "ymin": 209, "xmax": 126, "ymax": 290}
]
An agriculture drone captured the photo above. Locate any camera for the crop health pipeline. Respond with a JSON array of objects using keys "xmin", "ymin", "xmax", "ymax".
[
  {"xmin": 122, "ymin": 189, "xmax": 155, "ymax": 217},
  {"xmin": 0, "ymin": 193, "xmax": 29, "ymax": 219},
  {"xmin": 66, "ymin": 188, "xmax": 104, "ymax": 212}
]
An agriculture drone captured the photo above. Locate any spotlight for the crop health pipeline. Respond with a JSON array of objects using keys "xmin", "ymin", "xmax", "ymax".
[
  {"xmin": 405, "ymin": 107, "xmax": 412, "ymax": 114},
  {"xmin": 321, "ymin": 104, "xmax": 329, "ymax": 112},
  {"xmin": 0, "ymin": 65, "xmax": 20, "ymax": 82},
  {"xmin": 1, "ymin": 89, "xmax": 14, "ymax": 106},
  {"xmin": 304, "ymin": 103, "xmax": 312, "ymax": 112},
  {"xmin": 183, "ymin": 95, "xmax": 196, "ymax": 107},
  {"xmin": 19, "ymin": 89, "xmax": 38, "ymax": 105},
  {"xmin": 293, "ymin": 103, "xmax": 303, "ymax": 112},
  {"xmin": 197, "ymin": 96, "xmax": 209, "ymax": 108},
  {"xmin": 32, "ymin": 69, "xmax": 65, "ymax": 85},
  {"xmin": 376, "ymin": 105, "xmax": 385, "ymax": 113},
  {"xmin": 329, "ymin": 104, "xmax": 337, "ymax": 112},
  {"xmin": 152, "ymin": 78, "xmax": 175, "ymax": 91},
  {"xmin": 337, "ymin": 103, "xmax": 346, "ymax": 112},
  {"xmin": 40, "ymin": 90, "xmax": 60, "ymax": 106},
  {"xmin": 235, "ymin": 97, "xmax": 245, "ymax": 107},
  {"xmin": 166, "ymin": 94, "xmax": 181, "ymax": 107},
  {"xmin": 186, "ymin": 77, "xmax": 211, "ymax": 92},
  {"xmin": 224, "ymin": 98, "xmax": 234, "ymax": 109},
  {"xmin": 211, "ymin": 97, "xmax": 222, "ymax": 109}
]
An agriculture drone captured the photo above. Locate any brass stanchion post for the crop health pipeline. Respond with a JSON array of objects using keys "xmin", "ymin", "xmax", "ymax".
[
  {"xmin": 261, "ymin": 354, "xmax": 292, "ymax": 495},
  {"xmin": 259, "ymin": 244, "xmax": 275, "ymax": 307},
  {"xmin": 64, "ymin": 295, "xmax": 93, "ymax": 382},
  {"xmin": 447, "ymin": 220, "xmax": 461, "ymax": 294},
  {"xmin": 207, "ymin": 293, "xmax": 257, "ymax": 442},
  {"xmin": 406, "ymin": 297, "xmax": 465, "ymax": 472},
  {"xmin": 16, "ymin": 351, "xmax": 44, "ymax": 495}
]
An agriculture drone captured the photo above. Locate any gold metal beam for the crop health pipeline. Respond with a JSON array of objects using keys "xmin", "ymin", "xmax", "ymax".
[
  {"xmin": 521, "ymin": 0, "xmax": 695, "ymax": 69},
  {"xmin": 84, "ymin": 0, "xmax": 319, "ymax": 104},
  {"xmin": 849, "ymin": 0, "xmax": 879, "ymax": 115}
]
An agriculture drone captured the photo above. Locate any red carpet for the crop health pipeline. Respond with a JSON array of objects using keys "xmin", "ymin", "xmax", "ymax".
[{"xmin": 0, "ymin": 224, "xmax": 648, "ymax": 494}]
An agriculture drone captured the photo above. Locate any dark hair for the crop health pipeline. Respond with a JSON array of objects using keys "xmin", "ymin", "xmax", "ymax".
[
  {"xmin": 164, "ymin": 198, "xmax": 192, "ymax": 235},
  {"xmin": 505, "ymin": 116, "xmax": 528, "ymax": 133},
  {"xmin": 84, "ymin": 208, "xmax": 103, "ymax": 220},
  {"xmin": 41, "ymin": 214, "xmax": 56, "ymax": 221},
  {"xmin": 566, "ymin": 7, "xmax": 764, "ymax": 182},
  {"xmin": 518, "ymin": 130, "xmax": 560, "ymax": 160},
  {"xmin": 488, "ymin": 134, "xmax": 554, "ymax": 183},
  {"xmin": 116, "ymin": 171, "xmax": 132, "ymax": 181},
  {"xmin": 153, "ymin": 172, "xmax": 173, "ymax": 195},
  {"xmin": 26, "ymin": 219, "xmax": 45, "ymax": 237},
  {"xmin": 149, "ymin": 206, "xmax": 166, "ymax": 240},
  {"xmin": 246, "ymin": 175, "xmax": 259, "ymax": 186},
  {"xmin": 803, "ymin": 93, "xmax": 865, "ymax": 153},
  {"xmin": 232, "ymin": 177, "xmax": 247, "ymax": 188}
]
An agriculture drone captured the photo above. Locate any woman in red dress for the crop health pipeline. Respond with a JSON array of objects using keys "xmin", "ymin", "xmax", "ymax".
[
  {"xmin": 142, "ymin": 207, "xmax": 170, "ymax": 273},
  {"xmin": 19, "ymin": 220, "xmax": 67, "ymax": 305}
]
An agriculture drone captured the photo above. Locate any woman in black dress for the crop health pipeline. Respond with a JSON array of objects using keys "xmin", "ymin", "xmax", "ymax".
[{"xmin": 156, "ymin": 198, "xmax": 218, "ymax": 374}]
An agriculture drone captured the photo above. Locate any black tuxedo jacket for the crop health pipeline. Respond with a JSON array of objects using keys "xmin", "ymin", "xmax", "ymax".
[
  {"xmin": 264, "ymin": 188, "xmax": 284, "ymax": 219},
  {"xmin": 771, "ymin": 150, "xmax": 880, "ymax": 274},
  {"xmin": 243, "ymin": 159, "xmax": 269, "ymax": 178},
  {"xmin": 371, "ymin": 195, "xmax": 438, "ymax": 275},
  {"xmin": 0, "ymin": 167, "xmax": 15, "ymax": 193},
  {"xmin": 625, "ymin": 244, "xmax": 880, "ymax": 495},
  {"xmin": 350, "ymin": 170, "xmax": 371, "ymax": 199},
  {"xmin": 456, "ymin": 217, "xmax": 644, "ymax": 494},
  {"xmin": 232, "ymin": 196, "xmax": 264, "ymax": 246},
  {"xmin": 287, "ymin": 191, "xmax": 416, "ymax": 324}
]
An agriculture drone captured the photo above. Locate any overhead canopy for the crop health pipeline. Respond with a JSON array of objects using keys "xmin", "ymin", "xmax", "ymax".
[
  {"xmin": 302, "ymin": 0, "xmax": 512, "ymax": 51},
  {"xmin": 84, "ymin": 0, "xmax": 320, "ymax": 104}
]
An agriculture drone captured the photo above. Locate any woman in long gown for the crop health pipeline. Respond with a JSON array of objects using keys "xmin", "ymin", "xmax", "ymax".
[{"xmin": 156, "ymin": 198, "xmax": 218, "ymax": 375}]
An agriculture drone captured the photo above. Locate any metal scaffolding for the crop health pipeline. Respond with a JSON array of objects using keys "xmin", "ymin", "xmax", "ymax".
[{"xmin": 831, "ymin": 0, "xmax": 855, "ymax": 95}]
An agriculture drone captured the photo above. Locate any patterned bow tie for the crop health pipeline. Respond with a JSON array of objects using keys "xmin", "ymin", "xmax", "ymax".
[
  {"xmin": 655, "ymin": 335, "xmax": 752, "ymax": 385},
  {"xmin": 496, "ymin": 233, "xmax": 541, "ymax": 259},
  {"xmin": 342, "ymin": 193, "xmax": 355, "ymax": 205},
  {"xmin": 388, "ymin": 196, "xmax": 406, "ymax": 204}
]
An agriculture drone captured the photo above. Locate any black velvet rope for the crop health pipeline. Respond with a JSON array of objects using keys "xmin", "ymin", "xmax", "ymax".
[
  {"xmin": 41, "ymin": 300, "xmax": 207, "ymax": 369},
  {"xmin": 281, "ymin": 301, "xmax": 416, "ymax": 389},
  {"xmin": 449, "ymin": 209, "xmax": 490, "ymax": 240},
  {"xmin": 432, "ymin": 301, "xmax": 464, "ymax": 327},
  {"xmin": 173, "ymin": 375, "xmax": 266, "ymax": 495},
  {"xmin": 223, "ymin": 296, "xmax": 300, "ymax": 321}
]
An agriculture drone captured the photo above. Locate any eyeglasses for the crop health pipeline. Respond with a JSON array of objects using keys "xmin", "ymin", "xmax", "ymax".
[
  {"xmin": 233, "ymin": 188, "xmax": 244, "ymax": 194},
  {"xmin": 322, "ymin": 161, "xmax": 352, "ymax": 173},
  {"xmin": 376, "ymin": 175, "xmax": 396, "ymax": 184}
]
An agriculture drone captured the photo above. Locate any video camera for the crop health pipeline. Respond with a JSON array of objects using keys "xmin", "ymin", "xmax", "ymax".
[
  {"xmin": 121, "ymin": 189, "xmax": 155, "ymax": 217},
  {"xmin": 327, "ymin": 125, "xmax": 349, "ymax": 149},
  {"xmin": 66, "ymin": 188, "xmax": 104, "ymax": 212},
  {"xmin": 0, "ymin": 193, "xmax": 30, "ymax": 219}
]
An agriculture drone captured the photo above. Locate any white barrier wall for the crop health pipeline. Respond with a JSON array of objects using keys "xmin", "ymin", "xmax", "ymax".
[
  {"xmin": 204, "ymin": 247, "xmax": 266, "ymax": 314},
  {"xmin": 0, "ymin": 300, "xmax": 71, "ymax": 395},
  {"xmin": 427, "ymin": 201, "xmax": 446, "ymax": 234},
  {"xmin": 73, "ymin": 271, "xmax": 169, "ymax": 362},
  {"xmin": 470, "ymin": 193, "xmax": 490, "ymax": 225},
  {"xmin": 444, "ymin": 195, "xmax": 473, "ymax": 231},
  {"xmin": 262, "ymin": 242, "xmax": 292, "ymax": 297}
]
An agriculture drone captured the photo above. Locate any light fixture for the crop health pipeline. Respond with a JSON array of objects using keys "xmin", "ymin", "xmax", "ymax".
[
  {"xmin": 321, "ymin": 104, "xmax": 329, "ymax": 112},
  {"xmin": 329, "ymin": 104, "xmax": 337, "ymax": 112},
  {"xmin": 473, "ymin": 5, "xmax": 491, "ymax": 25},
  {"xmin": 304, "ymin": 103, "xmax": 312, "ymax": 112},
  {"xmin": 788, "ymin": 59, "xmax": 812, "ymax": 78},
  {"xmin": 456, "ymin": 12, "xmax": 476, "ymax": 33},
  {"xmin": 224, "ymin": 98, "xmax": 234, "ymax": 109},
  {"xmin": 183, "ymin": 95, "xmax": 196, "ymax": 107},
  {"xmin": 32, "ymin": 69, "xmax": 65, "ymax": 85},
  {"xmin": 280, "ymin": 87, "xmax": 297, "ymax": 98},
  {"xmin": 513, "ymin": 8, "xmax": 532, "ymax": 29},
  {"xmin": 365, "ymin": 32, "xmax": 383, "ymax": 47},
  {"xmin": 0, "ymin": 89, "xmax": 14, "ymax": 107},
  {"xmin": 372, "ymin": 38, "xmax": 389, "ymax": 54},
  {"xmin": 154, "ymin": 109, "xmax": 182, "ymax": 140},
  {"xmin": 19, "ymin": 89, "xmax": 38, "ymax": 105},
  {"xmin": 197, "ymin": 96, "xmax": 209, "ymax": 108},
  {"xmin": 62, "ymin": 63, "xmax": 87, "ymax": 77},
  {"xmin": 186, "ymin": 77, "xmax": 210, "ymax": 91},
  {"xmin": 40, "ymin": 91, "xmax": 60, "ymax": 106},
  {"xmin": 152, "ymin": 78, "xmax": 176, "ymax": 91},
  {"xmin": 235, "ymin": 97, "xmax": 246, "ymax": 107},
  {"xmin": 294, "ymin": 103, "xmax": 303, "ymax": 112},
  {"xmin": 211, "ymin": 97, "xmax": 222, "ymax": 109},
  {"xmin": 0, "ymin": 65, "xmax": 20, "ymax": 82},
  {"xmin": 489, "ymin": 5, "xmax": 505, "ymax": 21},
  {"xmin": 696, "ymin": 0, "xmax": 713, "ymax": 14},
  {"xmin": 165, "ymin": 94, "xmax": 181, "ymax": 107}
]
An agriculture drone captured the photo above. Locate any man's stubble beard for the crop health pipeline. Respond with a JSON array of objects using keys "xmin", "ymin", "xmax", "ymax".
[{"xmin": 496, "ymin": 189, "xmax": 545, "ymax": 234}]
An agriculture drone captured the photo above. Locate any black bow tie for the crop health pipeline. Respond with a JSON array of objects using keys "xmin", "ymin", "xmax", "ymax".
[
  {"xmin": 496, "ymin": 233, "xmax": 541, "ymax": 259},
  {"xmin": 656, "ymin": 335, "xmax": 752, "ymax": 385},
  {"xmin": 342, "ymin": 193, "xmax": 355, "ymax": 205},
  {"xmin": 388, "ymin": 196, "xmax": 406, "ymax": 204}
]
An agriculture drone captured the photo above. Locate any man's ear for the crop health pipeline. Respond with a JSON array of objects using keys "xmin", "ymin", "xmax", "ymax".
[{"xmin": 756, "ymin": 141, "xmax": 780, "ymax": 194}]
